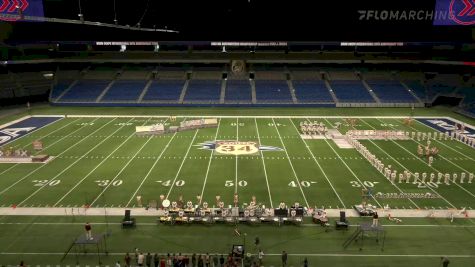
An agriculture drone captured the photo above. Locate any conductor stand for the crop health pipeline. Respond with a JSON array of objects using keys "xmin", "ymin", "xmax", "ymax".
[
  {"xmin": 62, "ymin": 232, "xmax": 109, "ymax": 266},
  {"xmin": 343, "ymin": 223, "xmax": 386, "ymax": 251}
]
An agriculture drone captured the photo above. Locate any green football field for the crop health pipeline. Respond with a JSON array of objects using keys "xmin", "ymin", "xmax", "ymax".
[
  {"xmin": 1, "ymin": 106, "xmax": 475, "ymax": 266},
  {"xmin": 1, "ymin": 113, "xmax": 475, "ymax": 210}
]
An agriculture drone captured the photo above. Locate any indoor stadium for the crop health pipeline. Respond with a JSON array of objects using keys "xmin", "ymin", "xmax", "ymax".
[{"xmin": 1, "ymin": 0, "xmax": 475, "ymax": 266}]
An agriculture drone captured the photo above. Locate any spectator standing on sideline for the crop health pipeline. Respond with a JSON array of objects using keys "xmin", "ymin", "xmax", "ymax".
[
  {"xmin": 160, "ymin": 256, "xmax": 166, "ymax": 267},
  {"xmin": 19, "ymin": 261, "xmax": 26, "ymax": 267},
  {"xmin": 84, "ymin": 222, "xmax": 93, "ymax": 240},
  {"xmin": 205, "ymin": 253, "xmax": 210, "ymax": 267},
  {"xmin": 166, "ymin": 254, "xmax": 172, "ymax": 267},
  {"xmin": 198, "ymin": 255, "xmax": 204, "ymax": 267},
  {"xmin": 146, "ymin": 252, "xmax": 152, "ymax": 267},
  {"xmin": 124, "ymin": 253, "xmax": 131, "ymax": 267},
  {"xmin": 115, "ymin": 261, "xmax": 121, "ymax": 267},
  {"xmin": 303, "ymin": 258, "xmax": 308, "ymax": 267},
  {"xmin": 219, "ymin": 255, "xmax": 225, "ymax": 267},
  {"xmin": 258, "ymin": 249, "xmax": 264, "ymax": 266},
  {"xmin": 213, "ymin": 254, "xmax": 219, "ymax": 267},
  {"xmin": 192, "ymin": 253, "xmax": 197, "ymax": 267},
  {"xmin": 281, "ymin": 251, "xmax": 287, "ymax": 267},
  {"xmin": 138, "ymin": 253, "xmax": 145, "ymax": 267},
  {"xmin": 154, "ymin": 253, "xmax": 159, "ymax": 267},
  {"xmin": 442, "ymin": 257, "xmax": 450, "ymax": 267},
  {"xmin": 254, "ymin": 237, "xmax": 260, "ymax": 248}
]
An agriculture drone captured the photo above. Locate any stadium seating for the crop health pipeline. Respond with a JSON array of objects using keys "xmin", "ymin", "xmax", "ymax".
[
  {"xmin": 50, "ymin": 81, "xmax": 72, "ymax": 100},
  {"xmin": 292, "ymin": 80, "xmax": 333, "ymax": 103},
  {"xmin": 404, "ymin": 81, "xmax": 427, "ymax": 102},
  {"xmin": 142, "ymin": 80, "xmax": 185, "ymax": 102},
  {"xmin": 225, "ymin": 79, "xmax": 252, "ymax": 103},
  {"xmin": 329, "ymin": 80, "xmax": 374, "ymax": 103},
  {"xmin": 184, "ymin": 79, "xmax": 221, "ymax": 103},
  {"xmin": 101, "ymin": 80, "xmax": 147, "ymax": 102},
  {"xmin": 426, "ymin": 83, "xmax": 456, "ymax": 100},
  {"xmin": 60, "ymin": 80, "xmax": 109, "ymax": 102},
  {"xmin": 458, "ymin": 87, "xmax": 475, "ymax": 105},
  {"xmin": 254, "ymin": 80, "xmax": 292, "ymax": 103},
  {"xmin": 367, "ymin": 80, "xmax": 419, "ymax": 103}
]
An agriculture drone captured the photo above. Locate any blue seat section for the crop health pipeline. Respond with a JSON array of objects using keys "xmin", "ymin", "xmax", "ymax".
[
  {"xmin": 458, "ymin": 87, "xmax": 475, "ymax": 104},
  {"xmin": 254, "ymin": 80, "xmax": 292, "ymax": 103},
  {"xmin": 367, "ymin": 80, "xmax": 418, "ymax": 103},
  {"xmin": 292, "ymin": 80, "xmax": 333, "ymax": 103},
  {"xmin": 427, "ymin": 83, "xmax": 456, "ymax": 99},
  {"xmin": 329, "ymin": 80, "xmax": 374, "ymax": 103},
  {"xmin": 51, "ymin": 81, "xmax": 72, "ymax": 99},
  {"xmin": 101, "ymin": 80, "xmax": 146, "ymax": 101},
  {"xmin": 60, "ymin": 80, "xmax": 109, "ymax": 101},
  {"xmin": 184, "ymin": 79, "xmax": 221, "ymax": 102},
  {"xmin": 225, "ymin": 80, "xmax": 252, "ymax": 103},
  {"xmin": 405, "ymin": 81, "xmax": 427, "ymax": 101},
  {"xmin": 143, "ymin": 80, "xmax": 184, "ymax": 102}
]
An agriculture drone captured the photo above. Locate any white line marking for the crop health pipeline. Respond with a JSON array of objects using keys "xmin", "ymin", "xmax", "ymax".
[
  {"xmin": 320, "ymin": 118, "xmax": 383, "ymax": 208},
  {"xmin": 379, "ymin": 118, "xmax": 475, "ymax": 200},
  {"xmin": 165, "ymin": 129, "xmax": 200, "ymax": 199},
  {"xmin": 17, "ymin": 118, "xmax": 124, "ymax": 206},
  {"xmin": 288, "ymin": 119, "xmax": 346, "ymax": 208},
  {"xmin": 126, "ymin": 119, "xmax": 185, "ymax": 207},
  {"xmin": 0, "ymin": 118, "xmax": 103, "ymax": 196},
  {"xmin": 235, "ymin": 118, "xmax": 239, "ymax": 194},
  {"xmin": 272, "ymin": 118, "xmax": 310, "ymax": 208},
  {"xmin": 54, "ymin": 117, "xmax": 147, "ymax": 206},
  {"xmin": 198, "ymin": 118, "xmax": 221, "ymax": 204},
  {"xmin": 361, "ymin": 118, "xmax": 456, "ymax": 208},
  {"xmin": 254, "ymin": 118, "xmax": 274, "ymax": 208}
]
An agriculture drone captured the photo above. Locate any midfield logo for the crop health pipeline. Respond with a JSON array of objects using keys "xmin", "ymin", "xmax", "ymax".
[
  {"xmin": 197, "ymin": 141, "xmax": 283, "ymax": 155},
  {"xmin": 0, "ymin": 127, "xmax": 36, "ymax": 145}
]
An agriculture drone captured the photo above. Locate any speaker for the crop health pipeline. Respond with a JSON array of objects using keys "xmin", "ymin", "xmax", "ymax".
[
  {"xmin": 122, "ymin": 209, "xmax": 136, "ymax": 228},
  {"xmin": 125, "ymin": 209, "xmax": 131, "ymax": 220},
  {"xmin": 339, "ymin": 211, "xmax": 346, "ymax": 222}
]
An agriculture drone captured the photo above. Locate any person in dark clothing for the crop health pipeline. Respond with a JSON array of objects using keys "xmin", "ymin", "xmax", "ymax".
[
  {"xmin": 192, "ymin": 254, "xmax": 197, "ymax": 267},
  {"xmin": 303, "ymin": 257, "xmax": 308, "ymax": 267},
  {"xmin": 198, "ymin": 255, "xmax": 204, "ymax": 267},
  {"xmin": 124, "ymin": 252, "xmax": 131, "ymax": 267},
  {"xmin": 154, "ymin": 253, "xmax": 159, "ymax": 267},
  {"xmin": 441, "ymin": 257, "xmax": 450, "ymax": 267},
  {"xmin": 281, "ymin": 251, "xmax": 288, "ymax": 267},
  {"xmin": 213, "ymin": 254, "xmax": 219, "ymax": 267},
  {"xmin": 146, "ymin": 252, "xmax": 152, "ymax": 267},
  {"xmin": 219, "ymin": 255, "xmax": 225, "ymax": 267},
  {"xmin": 254, "ymin": 237, "xmax": 260, "ymax": 247}
]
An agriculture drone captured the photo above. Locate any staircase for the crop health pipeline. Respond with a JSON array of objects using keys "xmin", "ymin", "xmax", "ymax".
[
  {"xmin": 95, "ymin": 80, "xmax": 116, "ymax": 103},
  {"xmin": 400, "ymin": 81, "xmax": 423, "ymax": 104},
  {"xmin": 324, "ymin": 79, "xmax": 339, "ymax": 103},
  {"xmin": 361, "ymin": 80, "xmax": 381, "ymax": 103},
  {"xmin": 138, "ymin": 77, "xmax": 154, "ymax": 103},
  {"xmin": 178, "ymin": 79, "xmax": 190, "ymax": 104},
  {"xmin": 219, "ymin": 79, "xmax": 227, "ymax": 104},
  {"xmin": 250, "ymin": 79, "xmax": 257, "ymax": 104},
  {"xmin": 287, "ymin": 80, "xmax": 298, "ymax": 104},
  {"xmin": 55, "ymin": 80, "xmax": 79, "ymax": 102}
]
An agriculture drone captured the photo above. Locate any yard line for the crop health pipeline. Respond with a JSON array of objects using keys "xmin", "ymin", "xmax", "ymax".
[
  {"xmin": 0, "ymin": 118, "xmax": 103, "ymax": 196},
  {"xmin": 318, "ymin": 119, "xmax": 383, "ymax": 207},
  {"xmin": 375, "ymin": 118, "xmax": 475, "ymax": 200},
  {"xmin": 16, "ymin": 118, "xmax": 125, "ymax": 206},
  {"xmin": 235, "ymin": 118, "xmax": 239, "ymax": 194},
  {"xmin": 198, "ymin": 118, "xmax": 221, "ymax": 205},
  {"xmin": 165, "ymin": 129, "xmax": 200, "ymax": 199},
  {"xmin": 0, "ymin": 118, "xmax": 82, "ymax": 177},
  {"xmin": 288, "ymin": 119, "xmax": 346, "ymax": 208},
  {"xmin": 271, "ymin": 118, "xmax": 310, "ymax": 208},
  {"xmin": 90, "ymin": 120, "xmax": 161, "ymax": 206},
  {"xmin": 125, "ymin": 120, "xmax": 183, "ymax": 207},
  {"xmin": 254, "ymin": 118, "xmax": 273, "ymax": 208},
  {"xmin": 53, "ymin": 118, "xmax": 152, "ymax": 207},
  {"xmin": 360, "ymin": 119, "xmax": 458, "ymax": 208},
  {"xmin": 405, "ymin": 119, "xmax": 475, "ymax": 162}
]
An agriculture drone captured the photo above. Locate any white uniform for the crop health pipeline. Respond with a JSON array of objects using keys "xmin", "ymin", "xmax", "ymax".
[{"xmin": 461, "ymin": 172, "xmax": 466, "ymax": 184}]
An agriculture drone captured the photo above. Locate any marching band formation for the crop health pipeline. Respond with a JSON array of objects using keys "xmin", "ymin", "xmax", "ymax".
[{"xmin": 300, "ymin": 121, "xmax": 328, "ymax": 136}]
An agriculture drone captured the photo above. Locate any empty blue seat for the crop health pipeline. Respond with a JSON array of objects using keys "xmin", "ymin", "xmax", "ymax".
[
  {"xmin": 143, "ymin": 80, "xmax": 184, "ymax": 102},
  {"xmin": 330, "ymin": 80, "xmax": 374, "ymax": 103},
  {"xmin": 255, "ymin": 80, "xmax": 292, "ymax": 103},
  {"xmin": 51, "ymin": 81, "xmax": 72, "ymax": 99},
  {"xmin": 101, "ymin": 80, "xmax": 146, "ymax": 102},
  {"xmin": 292, "ymin": 80, "xmax": 333, "ymax": 103},
  {"xmin": 368, "ymin": 80, "xmax": 418, "ymax": 103},
  {"xmin": 225, "ymin": 80, "xmax": 252, "ymax": 103},
  {"xmin": 60, "ymin": 80, "xmax": 109, "ymax": 101},
  {"xmin": 405, "ymin": 81, "xmax": 427, "ymax": 101},
  {"xmin": 184, "ymin": 79, "xmax": 221, "ymax": 103}
]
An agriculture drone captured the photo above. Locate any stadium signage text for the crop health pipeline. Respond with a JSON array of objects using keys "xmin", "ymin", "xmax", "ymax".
[{"xmin": 358, "ymin": 9, "xmax": 450, "ymax": 21}]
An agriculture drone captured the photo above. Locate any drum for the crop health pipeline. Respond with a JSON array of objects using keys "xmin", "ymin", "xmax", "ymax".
[{"xmin": 162, "ymin": 199, "xmax": 171, "ymax": 208}]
